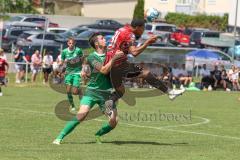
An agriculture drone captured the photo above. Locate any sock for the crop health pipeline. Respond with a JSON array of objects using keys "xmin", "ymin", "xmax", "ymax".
[
  {"xmin": 109, "ymin": 91, "xmax": 123, "ymax": 102},
  {"xmin": 0, "ymin": 87, "xmax": 2, "ymax": 93},
  {"xmin": 95, "ymin": 123, "xmax": 113, "ymax": 137},
  {"xmin": 67, "ymin": 93, "xmax": 75, "ymax": 108},
  {"xmin": 56, "ymin": 117, "xmax": 80, "ymax": 140},
  {"xmin": 144, "ymin": 72, "xmax": 168, "ymax": 93}
]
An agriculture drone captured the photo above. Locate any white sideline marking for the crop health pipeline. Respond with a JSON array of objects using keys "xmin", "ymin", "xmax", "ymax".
[{"xmin": 1, "ymin": 107, "xmax": 240, "ymax": 141}]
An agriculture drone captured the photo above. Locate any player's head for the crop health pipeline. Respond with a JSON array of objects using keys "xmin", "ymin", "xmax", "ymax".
[
  {"xmin": 89, "ymin": 33, "xmax": 106, "ymax": 50},
  {"xmin": 131, "ymin": 19, "xmax": 145, "ymax": 39},
  {"xmin": 67, "ymin": 37, "xmax": 76, "ymax": 50}
]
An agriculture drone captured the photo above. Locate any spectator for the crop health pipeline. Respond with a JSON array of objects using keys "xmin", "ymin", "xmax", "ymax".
[
  {"xmin": 42, "ymin": 51, "xmax": 53, "ymax": 84},
  {"xmin": 228, "ymin": 65, "xmax": 240, "ymax": 91},
  {"xmin": 200, "ymin": 64, "xmax": 213, "ymax": 89},
  {"xmin": 171, "ymin": 63, "xmax": 181, "ymax": 88},
  {"xmin": 0, "ymin": 48, "xmax": 7, "ymax": 60},
  {"xmin": 14, "ymin": 47, "xmax": 29, "ymax": 83},
  {"xmin": 178, "ymin": 64, "xmax": 192, "ymax": 88},
  {"xmin": 212, "ymin": 65, "xmax": 223, "ymax": 90},
  {"xmin": 31, "ymin": 50, "xmax": 42, "ymax": 82},
  {"xmin": 52, "ymin": 53, "xmax": 65, "ymax": 84}
]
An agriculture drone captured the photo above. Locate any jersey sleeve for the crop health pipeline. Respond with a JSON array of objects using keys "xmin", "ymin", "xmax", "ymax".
[
  {"xmin": 61, "ymin": 50, "xmax": 66, "ymax": 61},
  {"xmin": 87, "ymin": 54, "xmax": 102, "ymax": 71}
]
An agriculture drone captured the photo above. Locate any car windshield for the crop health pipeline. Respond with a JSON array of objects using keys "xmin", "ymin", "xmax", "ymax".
[
  {"xmin": 76, "ymin": 31, "xmax": 94, "ymax": 38},
  {"xmin": 191, "ymin": 32, "xmax": 201, "ymax": 39},
  {"xmin": 155, "ymin": 26, "xmax": 174, "ymax": 32},
  {"xmin": 145, "ymin": 24, "xmax": 152, "ymax": 30},
  {"xmin": 59, "ymin": 28, "xmax": 86, "ymax": 38},
  {"xmin": 9, "ymin": 16, "xmax": 23, "ymax": 22},
  {"xmin": 19, "ymin": 33, "xmax": 32, "ymax": 39},
  {"xmin": 183, "ymin": 29, "xmax": 192, "ymax": 35}
]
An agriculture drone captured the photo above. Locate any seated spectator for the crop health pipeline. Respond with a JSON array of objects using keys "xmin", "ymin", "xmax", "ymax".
[
  {"xmin": 178, "ymin": 64, "xmax": 192, "ymax": 88},
  {"xmin": 31, "ymin": 50, "xmax": 42, "ymax": 82},
  {"xmin": 212, "ymin": 65, "xmax": 225, "ymax": 90},
  {"xmin": 200, "ymin": 64, "xmax": 214, "ymax": 89},
  {"xmin": 171, "ymin": 63, "xmax": 181, "ymax": 88},
  {"xmin": 228, "ymin": 65, "xmax": 240, "ymax": 91}
]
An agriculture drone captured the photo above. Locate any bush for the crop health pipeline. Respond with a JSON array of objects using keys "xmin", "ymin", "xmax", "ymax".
[{"xmin": 165, "ymin": 12, "xmax": 228, "ymax": 31}]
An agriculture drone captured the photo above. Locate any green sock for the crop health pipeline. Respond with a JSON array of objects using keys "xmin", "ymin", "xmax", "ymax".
[
  {"xmin": 95, "ymin": 123, "xmax": 113, "ymax": 137},
  {"xmin": 67, "ymin": 93, "xmax": 75, "ymax": 108},
  {"xmin": 56, "ymin": 117, "xmax": 80, "ymax": 140}
]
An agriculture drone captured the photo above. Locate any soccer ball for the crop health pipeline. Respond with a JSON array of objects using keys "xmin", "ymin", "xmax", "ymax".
[{"xmin": 145, "ymin": 8, "xmax": 160, "ymax": 22}]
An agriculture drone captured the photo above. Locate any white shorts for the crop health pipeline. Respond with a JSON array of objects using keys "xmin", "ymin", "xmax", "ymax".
[
  {"xmin": 31, "ymin": 67, "xmax": 41, "ymax": 74},
  {"xmin": 15, "ymin": 64, "xmax": 25, "ymax": 72}
]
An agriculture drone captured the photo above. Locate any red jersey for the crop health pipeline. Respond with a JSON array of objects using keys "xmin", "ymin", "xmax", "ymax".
[
  {"xmin": 0, "ymin": 58, "xmax": 8, "ymax": 77},
  {"xmin": 105, "ymin": 24, "xmax": 136, "ymax": 65}
]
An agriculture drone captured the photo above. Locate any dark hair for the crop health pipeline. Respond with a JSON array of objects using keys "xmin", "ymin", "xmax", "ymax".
[
  {"xmin": 89, "ymin": 32, "xmax": 101, "ymax": 49},
  {"xmin": 131, "ymin": 19, "xmax": 145, "ymax": 28}
]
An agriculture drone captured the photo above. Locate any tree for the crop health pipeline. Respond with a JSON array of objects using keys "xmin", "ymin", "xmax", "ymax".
[
  {"xmin": 0, "ymin": 0, "xmax": 39, "ymax": 14},
  {"xmin": 133, "ymin": 0, "xmax": 144, "ymax": 19}
]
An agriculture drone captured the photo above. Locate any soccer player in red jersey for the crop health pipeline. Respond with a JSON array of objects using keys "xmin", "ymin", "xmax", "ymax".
[
  {"xmin": 0, "ymin": 56, "xmax": 9, "ymax": 96},
  {"xmin": 104, "ymin": 19, "xmax": 185, "ymax": 114}
]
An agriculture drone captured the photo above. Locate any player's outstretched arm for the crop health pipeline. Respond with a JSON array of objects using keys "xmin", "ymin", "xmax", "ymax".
[
  {"xmin": 96, "ymin": 51, "xmax": 124, "ymax": 75},
  {"xmin": 130, "ymin": 35, "xmax": 157, "ymax": 57}
]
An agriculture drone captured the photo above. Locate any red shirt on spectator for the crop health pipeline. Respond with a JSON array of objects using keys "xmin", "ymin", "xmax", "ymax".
[
  {"xmin": 0, "ymin": 58, "xmax": 8, "ymax": 77},
  {"xmin": 105, "ymin": 24, "xmax": 136, "ymax": 65}
]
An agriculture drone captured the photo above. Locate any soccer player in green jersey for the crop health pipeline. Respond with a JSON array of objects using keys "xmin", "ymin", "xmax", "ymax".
[
  {"xmin": 60, "ymin": 38, "xmax": 83, "ymax": 111},
  {"xmin": 53, "ymin": 33, "xmax": 123, "ymax": 145}
]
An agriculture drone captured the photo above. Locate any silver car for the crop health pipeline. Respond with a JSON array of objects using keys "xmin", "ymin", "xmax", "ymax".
[{"xmin": 16, "ymin": 30, "xmax": 60, "ymax": 46}]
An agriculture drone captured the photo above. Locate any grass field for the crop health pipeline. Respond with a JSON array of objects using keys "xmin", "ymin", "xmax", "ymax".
[{"xmin": 0, "ymin": 84, "xmax": 240, "ymax": 160}]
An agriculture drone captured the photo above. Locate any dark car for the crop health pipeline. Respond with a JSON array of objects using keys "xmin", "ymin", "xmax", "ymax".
[
  {"xmin": 2, "ymin": 22, "xmax": 42, "ymax": 51},
  {"xmin": 58, "ymin": 27, "xmax": 89, "ymax": 39},
  {"xmin": 189, "ymin": 30, "xmax": 220, "ymax": 48},
  {"xmin": 80, "ymin": 20, "xmax": 123, "ymax": 31},
  {"xmin": 55, "ymin": 29, "xmax": 115, "ymax": 49}
]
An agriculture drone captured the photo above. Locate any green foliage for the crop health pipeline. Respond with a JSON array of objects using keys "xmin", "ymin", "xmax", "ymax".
[
  {"xmin": 165, "ymin": 12, "xmax": 228, "ymax": 31},
  {"xmin": 133, "ymin": 0, "xmax": 144, "ymax": 19},
  {"xmin": 0, "ymin": 0, "xmax": 39, "ymax": 14}
]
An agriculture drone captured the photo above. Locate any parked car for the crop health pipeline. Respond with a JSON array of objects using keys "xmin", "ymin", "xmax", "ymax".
[
  {"xmin": 8, "ymin": 15, "xmax": 59, "ymax": 28},
  {"xmin": 170, "ymin": 28, "xmax": 183, "ymax": 44},
  {"xmin": 58, "ymin": 27, "xmax": 89, "ymax": 39},
  {"xmin": 79, "ymin": 19, "xmax": 123, "ymax": 31},
  {"xmin": 189, "ymin": 30, "xmax": 220, "ymax": 48},
  {"xmin": 142, "ymin": 23, "xmax": 176, "ymax": 43},
  {"xmin": 16, "ymin": 30, "xmax": 60, "ymax": 47},
  {"xmin": 2, "ymin": 22, "xmax": 42, "ymax": 51},
  {"xmin": 228, "ymin": 40, "xmax": 240, "ymax": 57},
  {"xmin": 55, "ymin": 29, "xmax": 115, "ymax": 49}
]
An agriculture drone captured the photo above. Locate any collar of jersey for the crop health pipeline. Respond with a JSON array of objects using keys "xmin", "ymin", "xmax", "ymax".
[
  {"xmin": 94, "ymin": 51, "xmax": 105, "ymax": 57},
  {"xmin": 67, "ymin": 47, "xmax": 76, "ymax": 53}
]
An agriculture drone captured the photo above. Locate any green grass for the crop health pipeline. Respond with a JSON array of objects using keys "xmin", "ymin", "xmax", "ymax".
[{"xmin": 0, "ymin": 85, "xmax": 240, "ymax": 160}]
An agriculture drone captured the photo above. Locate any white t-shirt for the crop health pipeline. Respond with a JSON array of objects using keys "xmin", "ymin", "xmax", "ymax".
[{"xmin": 43, "ymin": 55, "xmax": 53, "ymax": 68}]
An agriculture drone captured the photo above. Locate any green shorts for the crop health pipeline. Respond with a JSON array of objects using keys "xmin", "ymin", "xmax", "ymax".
[
  {"xmin": 80, "ymin": 89, "xmax": 115, "ymax": 112},
  {"xmin": 64, "ymin": 74, "xmax": 81, "ymax": 87}
]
